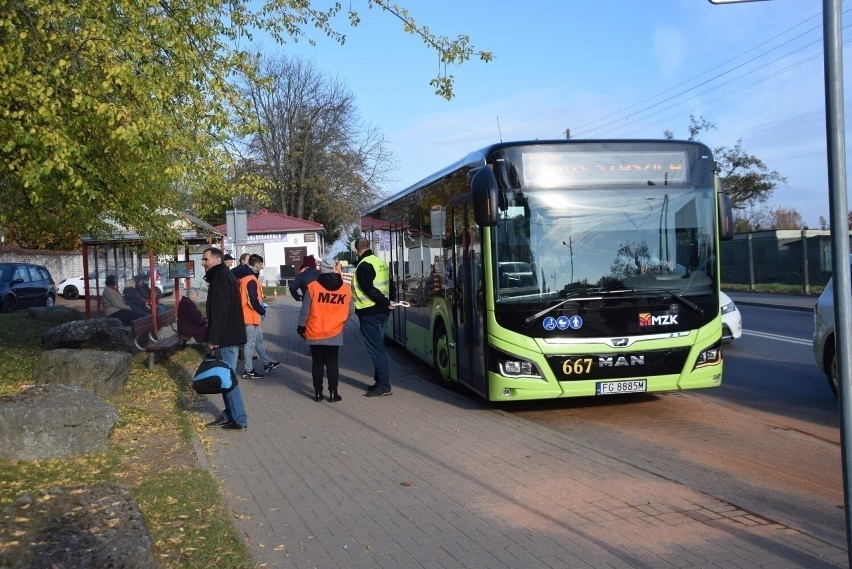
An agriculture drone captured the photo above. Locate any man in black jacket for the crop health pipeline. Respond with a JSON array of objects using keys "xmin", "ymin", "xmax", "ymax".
[{"xmin": 202, "ymin": 247, "xmax": 249, "ymax": 430}]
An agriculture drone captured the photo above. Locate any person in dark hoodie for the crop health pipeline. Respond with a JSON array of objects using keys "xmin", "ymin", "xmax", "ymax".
[
  {"xmin": 201, "ymin": 247, "xmax": 249, "ymax": 430},
  {"xmin": 288, "ymin": 254, "xmax": 319, "ymax": 301},
  {"xmin": 297, "ymin": 258, "xmax": 354, "ymax": 402},
  {"xmin": 123, "ymin": 278, "xmax": 149, "ymax": 319}
]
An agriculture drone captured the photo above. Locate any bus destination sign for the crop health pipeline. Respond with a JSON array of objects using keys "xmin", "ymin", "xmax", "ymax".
[{"xmin": 522, "ymin": 151, "xmax": 690, "ymax": 187}]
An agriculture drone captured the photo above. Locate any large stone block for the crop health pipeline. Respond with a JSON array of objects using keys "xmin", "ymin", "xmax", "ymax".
[
  {"xmin": 0, "ymin": 384, "xmax": 119, "ymax": 460},
  {"xmin": 27, "ymin": 305, "xmax": 83, "ymax": 323},
  {"xmin": 41, "ymin": 317, "xmax": 131, "ymax": 351},
  {"xmin": 33, "ymin": 349, "xmax": 133, "ymax": 398},
  {"xmin": 0, "ymin": 482, "xmax": 156, "ymax": 569}
]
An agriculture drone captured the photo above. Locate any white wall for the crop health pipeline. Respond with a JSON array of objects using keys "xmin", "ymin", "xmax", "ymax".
[{"xmin": 0, "ymin": 248, "xmax": 83, "ymax": 283}]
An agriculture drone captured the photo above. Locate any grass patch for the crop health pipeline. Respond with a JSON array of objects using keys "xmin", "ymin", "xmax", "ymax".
[
  {"xmin": 721, "ymin": 282, "xmax": 822, "ymax": 296},
  {"xmin": 134, "ymin": 470, "xmax": 251, "ymax": 568},
  {"xmin": 0, "ymin": 311, "xmax": 252, "ymax": 567}
]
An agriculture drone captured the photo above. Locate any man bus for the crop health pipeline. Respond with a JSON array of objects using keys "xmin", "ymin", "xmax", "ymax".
[{"xmin": 361, "ymin": 139, "xmax": 734, "ymax": 401}]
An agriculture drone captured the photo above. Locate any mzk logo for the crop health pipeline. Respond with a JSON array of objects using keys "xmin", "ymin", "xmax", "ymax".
[
  {"xmin": 638, "ymin": 311, "xmax": 679, "ymax": 327},
  {"xmin": 318, "ymin": 292, "xmax": 347, "ymax": 304}
]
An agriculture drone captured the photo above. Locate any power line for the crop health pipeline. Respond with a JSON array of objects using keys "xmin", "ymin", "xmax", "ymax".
[
  {"xmin": 591, "ymin": 35, "xmax": 844, "ymax": 140},
  {"xmin": 572, "ymin": 10, "xmax": 823, "ymax": 134},
  {"xmin": 570, "ymin": 7, "xmax": 850, "ymax": 139}
]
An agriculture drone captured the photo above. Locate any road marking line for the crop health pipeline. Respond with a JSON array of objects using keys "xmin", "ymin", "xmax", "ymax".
[{"xmin": 742, "ymin": 330, "xmax": 811, "ymax": 346}]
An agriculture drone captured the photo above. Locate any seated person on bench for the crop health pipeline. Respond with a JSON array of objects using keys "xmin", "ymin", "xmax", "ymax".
[
  {"xmin": 101, "ymin": 275, "xmax": 136, "ymax": 325},
  {"xmin": 177, "ymin": 287, "xmax": 208, "ymax": 343}
]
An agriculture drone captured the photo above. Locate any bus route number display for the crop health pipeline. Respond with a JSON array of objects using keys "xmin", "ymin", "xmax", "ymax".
[{"xmin": 523, "ymin": 151, "xmax": 690, "ymax": 187}]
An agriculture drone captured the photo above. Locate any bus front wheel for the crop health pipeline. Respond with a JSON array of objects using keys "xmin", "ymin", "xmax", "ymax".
[{"xmin": 433, "ymin": 322, "xmax": 451, "ymax": 381}]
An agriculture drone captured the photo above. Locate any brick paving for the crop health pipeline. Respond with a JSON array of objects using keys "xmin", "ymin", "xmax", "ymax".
[{"xmin": 198, "ymin": 295, "xmax": 847, "ymax": 568}]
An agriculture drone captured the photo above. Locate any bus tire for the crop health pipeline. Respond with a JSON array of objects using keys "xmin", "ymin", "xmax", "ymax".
[{"xmin": 433, "ymin": 321, "xmax": 451, "ymax": 381}]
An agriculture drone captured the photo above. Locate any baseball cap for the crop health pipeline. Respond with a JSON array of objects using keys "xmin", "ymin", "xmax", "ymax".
[{"xmin": 223, "ymin": 253, "xmax": 235, "ymax": 262}]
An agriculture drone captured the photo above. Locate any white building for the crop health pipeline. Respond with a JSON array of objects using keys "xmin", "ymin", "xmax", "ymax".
[{"xmin": 216, "ymin": 209, "xmax": 326, "ymax": 286}]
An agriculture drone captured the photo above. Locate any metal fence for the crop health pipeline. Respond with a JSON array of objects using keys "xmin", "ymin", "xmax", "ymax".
[{"xmin": 720, "ymin": 230, "xmax": 849, "ymax": 293}]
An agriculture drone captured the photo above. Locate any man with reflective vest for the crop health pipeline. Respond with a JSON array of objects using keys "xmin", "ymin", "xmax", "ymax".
[
  {"xmin": 235, "ymin": 254, "xmax": 279, "ymax": 379},
  {"xmin": 351, "ymin": 237, "xmax": 394, "ymax": 396}
]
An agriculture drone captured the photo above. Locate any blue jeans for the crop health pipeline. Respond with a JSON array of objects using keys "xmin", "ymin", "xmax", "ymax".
[
  {"xmin": 243, "ymin": 324, "xmax": 270, "ymax": 373},
  {"xmin": 358, "ymin": 312, "xmax": 390, "ymax": 390},
  {"xmin": 219, "ymin": 345, "xmax": 247, "ymax": 426}
]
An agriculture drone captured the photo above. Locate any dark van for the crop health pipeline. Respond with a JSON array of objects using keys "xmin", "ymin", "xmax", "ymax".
[{"xmin": 0, "ymin": 263, "xmax": 56, "ymax": 312}]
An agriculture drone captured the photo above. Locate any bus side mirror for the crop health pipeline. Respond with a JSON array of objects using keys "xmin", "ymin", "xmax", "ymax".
[
  {"xmin": 471, "ymin": 167, "xmax": 499, "ymax": 227},
  {"xmin": 718, "ymin": 192, "xmax": 734, "ymax": 241}
]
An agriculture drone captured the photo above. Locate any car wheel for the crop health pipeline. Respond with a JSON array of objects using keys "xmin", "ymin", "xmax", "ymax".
[
  {"xmin": 828, "ymin": 350, "xmax": 839, "ymax": 398},
  {"xmin": 155, "ymin": 288, "xmax": 162, "ymax": 301},
  {"xmin": 45, "ymin": 293, "xmax": 55, "ymax": 308},
  {"xmin": 2, "ymin": 295, "xmax": 16, "ymax": 313},
  {"xmin": 433, "ymin": 320, "xmax": 451, "ymax": 381},
  {"xmin": 63, "ymin": 285, "xmax": 79, "ymax": 300}
]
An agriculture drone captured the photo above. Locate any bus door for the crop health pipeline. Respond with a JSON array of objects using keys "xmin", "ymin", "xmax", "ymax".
[
  {"xmin": 451, "ymin": 203, "xmax": 488, "ymax": 397},
  {"xmin": 389, "ymin": 221, "xmax": 406, "ymax": 343}
]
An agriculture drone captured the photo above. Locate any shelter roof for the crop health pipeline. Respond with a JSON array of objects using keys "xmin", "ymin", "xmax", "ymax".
[{"xmin": 81, "ymin": 211, "xmax": 221, "ymax": 246}]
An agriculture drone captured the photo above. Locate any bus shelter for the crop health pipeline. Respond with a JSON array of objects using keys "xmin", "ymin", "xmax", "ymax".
[{"xmin": 79, "ymin": 213, "xmax": 223, "ymax": 320}]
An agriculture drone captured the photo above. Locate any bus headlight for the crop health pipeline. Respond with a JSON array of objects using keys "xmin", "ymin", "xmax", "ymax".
[
  {"xmin": 693, "ymin": 341, "xmax": 722, "ymax": 369},
  {"xmin": 498, "ymin": 359, "xmax": 541, "ymax": 378}
]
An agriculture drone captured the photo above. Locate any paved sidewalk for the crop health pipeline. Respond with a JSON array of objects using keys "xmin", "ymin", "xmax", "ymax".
[{"xmin": 198, "ymin": 295, "xmax": 846, "ymax": 568}]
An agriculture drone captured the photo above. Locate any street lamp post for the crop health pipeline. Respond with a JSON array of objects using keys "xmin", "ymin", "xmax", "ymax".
[{"xmin": 709, "ymin": 0, "xmax": 852, "ymax": 561}]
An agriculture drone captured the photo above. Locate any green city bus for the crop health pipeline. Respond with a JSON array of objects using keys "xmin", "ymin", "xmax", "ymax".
[{"xmin": 361, "ymin": 140, "xmax": 734, "ymax": 401}]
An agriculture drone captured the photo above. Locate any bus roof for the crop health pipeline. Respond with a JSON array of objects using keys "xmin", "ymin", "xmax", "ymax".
[{"xmin": 363, "ymin": 139, "xmax": 710, "ymax": 216}]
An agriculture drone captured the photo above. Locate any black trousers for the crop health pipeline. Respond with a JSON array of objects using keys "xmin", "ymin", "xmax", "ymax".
[{"xmin": 310, "ymin": 345, "xmax": 340, "ymax": 391}]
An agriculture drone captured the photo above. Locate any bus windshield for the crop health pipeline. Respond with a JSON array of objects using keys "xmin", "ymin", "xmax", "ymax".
[{"xmin": 493, "ymin": 184, "xmax": 716, "ymax": 304}]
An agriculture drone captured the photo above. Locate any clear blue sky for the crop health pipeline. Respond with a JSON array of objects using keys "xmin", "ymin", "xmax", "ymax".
[{"xmin": 253, "ymin": 0, "xmax": 838, "ymax": 229}]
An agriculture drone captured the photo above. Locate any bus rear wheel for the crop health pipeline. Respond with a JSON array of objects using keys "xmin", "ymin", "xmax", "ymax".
[{"xmin": 433, "ymin": 321, "xmax": 451, "ymax": 381}]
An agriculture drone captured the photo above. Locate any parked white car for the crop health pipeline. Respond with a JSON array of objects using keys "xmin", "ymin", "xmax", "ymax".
[
  {"xmin": 813, "ymin": 255, "xmax": 852, "ymax": 397},
  {"xmin": 57, "ymin": 267, "xmax": 170, "ymax": 300},
  {"xmin": 720, "ymin": 291, "xmax": 742, "ymax": 343}
]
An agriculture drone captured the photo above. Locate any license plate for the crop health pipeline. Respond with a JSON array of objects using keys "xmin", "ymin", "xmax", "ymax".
[{"xmin": 596, "ymin": 380, "xmax": 647, "ymax": 395}]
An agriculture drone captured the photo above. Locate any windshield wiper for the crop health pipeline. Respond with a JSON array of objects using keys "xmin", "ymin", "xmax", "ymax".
[
  {"xmin": 523, "ymin": 289, "xmax": 639, "ymax": 325},
  {"xmin": 635, "ymin": 288, "xmax": 704, "ymax": 316},
  {"xmin": 522, "ymin": 288, "xmax": 703, "ymax": 326},
  {"xmin": 523, "ymin": 292, "xmax": 586, "ymax": 325}
]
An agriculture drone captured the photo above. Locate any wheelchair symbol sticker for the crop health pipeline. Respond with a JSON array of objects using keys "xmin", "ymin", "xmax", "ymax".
[{"xmin": 543, "ymin": 316, "xmax": 557, "ymax": 331}]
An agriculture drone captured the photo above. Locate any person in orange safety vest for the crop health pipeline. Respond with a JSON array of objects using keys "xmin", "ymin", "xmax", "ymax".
[{"xmin": 297, "ymin": 258, "xmax": 355, "ymax": 402}]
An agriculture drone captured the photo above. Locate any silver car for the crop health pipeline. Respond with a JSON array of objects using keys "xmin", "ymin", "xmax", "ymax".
[{"xmin": 813, "ymin": 255, "xmax": 852, "ymax": 397}]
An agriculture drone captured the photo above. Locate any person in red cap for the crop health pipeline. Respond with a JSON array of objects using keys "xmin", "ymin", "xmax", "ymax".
[{"xmin": 288, "ymin": 254, "xmax": 320, "ymax": 301}]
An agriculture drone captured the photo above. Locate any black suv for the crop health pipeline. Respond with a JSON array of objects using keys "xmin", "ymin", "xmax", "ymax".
[{"xmin": 0, "ymin": 262, "xmax": 56, "ymax": 312}]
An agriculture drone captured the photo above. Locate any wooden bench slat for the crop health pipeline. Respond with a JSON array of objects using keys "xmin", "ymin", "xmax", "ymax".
[
  {"xmin": 147, "ymin": 335, "xmax": 186, "ymax": 351},
  {"xmin": 129, "ymin": 309, "xmax": 192, "ymax": 369}
]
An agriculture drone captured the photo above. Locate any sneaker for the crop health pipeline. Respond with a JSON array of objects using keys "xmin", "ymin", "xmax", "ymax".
[
  {"xmin": 264, "ymin": 361, "xmax": 280, "ymax": 372},
  {"xmin": 366, "ymin": 383, "xmax": 378, "ymax": 392},
  {"xmin": 364, "ymin": 387, "xmax": 392, "ymax": 397},
  {"xmin": 242, "ymin": 369, "xmax": 264, "ymax": 379}
]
